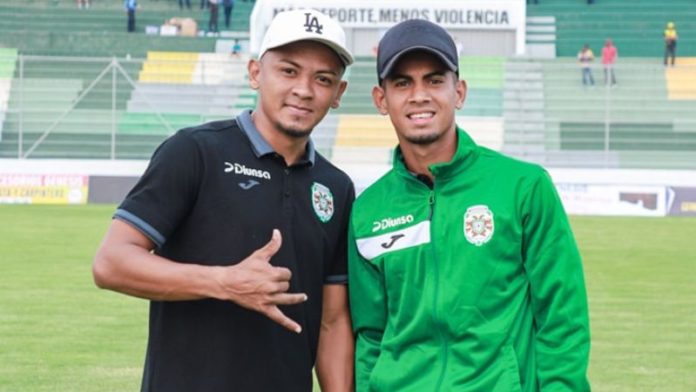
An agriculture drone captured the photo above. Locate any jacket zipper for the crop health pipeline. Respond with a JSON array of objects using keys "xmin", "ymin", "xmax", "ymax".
[{"xmin": 429, "ymin": 189, "xmax": 449, "ymax": 391}]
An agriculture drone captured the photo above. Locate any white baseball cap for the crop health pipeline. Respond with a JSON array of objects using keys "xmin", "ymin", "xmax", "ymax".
[{"xmin": 259, "ymin": 9, "xmax": 354, "ymax": 67}]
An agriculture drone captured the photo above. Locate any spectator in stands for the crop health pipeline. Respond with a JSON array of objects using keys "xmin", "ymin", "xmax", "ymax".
[
  {"xmin": 200, "ymin": 0, "xmax": 208, "ymax": 9},
  {"xmin": 124, "ymin": 0, "xmax": 137, "ymax": 33},
  {"xmin": 76, "ymin": 0, "xmax": 91, "ymax": 9},
  {"xmin": 208, "ymin": 0, "xmax": 219, "ymax": 33},
  {"xmin": 231, "ymin": 39, "xmax": 241, "ymax": 57},
  {"xmin": 602, "ymin": 39, "xmax": 618, "ymax": 86},
  {"xmin": 179, "ymin": 0, "xmax": 191, "ymax": 10},
  {"xmin": 223, "ymin": 0, "xmax": 234, "ymax": 29},
  {"xmin": 349, "ymin": 18, "xmax": 591, "ymax": 392},
  {"xmin": 92, "ymin": 9, "xmax": 354, "ymax": 392},
  {"xmin": 664, "ymin": 22, "xmax": 678, "ymax": 66},
  {"xmin": 578, "ymin": 43, "xmax": 595, "ymax": 86}
]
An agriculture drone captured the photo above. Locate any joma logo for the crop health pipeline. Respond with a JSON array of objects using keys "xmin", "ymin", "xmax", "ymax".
[
  {"xmin": 381, "ymin": 234, "xmax": 405, "ymax": 249},
  {"xmin": 238, "ymin": 180, "xmax": 260, "ymax": 190}
]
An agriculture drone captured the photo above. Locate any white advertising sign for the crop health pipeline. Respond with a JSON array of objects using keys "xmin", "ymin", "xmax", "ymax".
[
  {"xmin": 556, "ymin": 183, "xmax": 668, "ymax": 217},
  {"xmin": 250, "ymin": 0, "xmax": 526, "ymax": 55}
]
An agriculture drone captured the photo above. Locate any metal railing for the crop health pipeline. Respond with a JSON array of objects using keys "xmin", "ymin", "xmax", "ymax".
[
  {"xmin": 1, "ymin": 55, "xmax": 695, "ymax": 169},
  {"xmin": 0, "ymin": 54, "xmax": 248, "ymax": 160},
  {"xmin": 502, "ymin": 60, "xmax": 696, "ymax": 169}
]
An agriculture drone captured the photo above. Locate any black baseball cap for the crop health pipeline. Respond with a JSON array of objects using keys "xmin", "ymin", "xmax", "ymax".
[{"xmin": 377, "ymin": 19, "xmax": 459, "ymax": 83}]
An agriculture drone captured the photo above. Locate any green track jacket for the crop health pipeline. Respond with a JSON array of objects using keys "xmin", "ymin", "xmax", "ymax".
[{"xmin": 348, "ymin": 128, "xmax": 590, "ymax": 391}]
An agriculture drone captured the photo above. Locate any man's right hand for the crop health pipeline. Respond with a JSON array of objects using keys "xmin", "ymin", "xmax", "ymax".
[{"xmin": 215, "ymin": 229, "xmax": 307, "ymax": 333}]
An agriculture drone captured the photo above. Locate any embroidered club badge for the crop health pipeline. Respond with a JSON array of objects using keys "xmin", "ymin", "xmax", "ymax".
[
  {"xmin": 464, "ymin": 205, "xmax": 494, "ymax": 246},
  {"xmin": 311, "ymin": 182, "xmax": 334, "ymax": 223}
]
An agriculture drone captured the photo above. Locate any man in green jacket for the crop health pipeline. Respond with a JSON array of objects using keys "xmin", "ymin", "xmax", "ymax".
[{"xmin": 348, "ymin": 19, "xmax": 590, "ymax": 392}]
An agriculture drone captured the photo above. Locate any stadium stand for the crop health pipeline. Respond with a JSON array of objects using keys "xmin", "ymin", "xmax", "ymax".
[
  {"xmin": 501, "ymin": 56, "xmax": 696, "ymax": 168},
  {"xmin": 330, "ymin": 56, "xmax": 507, "ymax": 165},
  {"xmin": 139, "ymin": 51, "xmax": 200, "ymax": 84},
  {"xmin": 132, "ymin": 51, "xmax": 250, "ymax": 112},
  {"xmin": 523, "ymin": 0, "xmax": 696, "ymax": 168},
  {"xmin": 0, "ymin": 0, "xmax": 694, "ymax": 169},
  {"xmin": 527, "ymin": 0, "xmax": 696, "ymax": 57},
  {"xmin": 666, "ymin": 58, "xmax": 696, "ymax": 100},
  {"xmin": 0, "ymin": 0, "xmax": 253, "ymax": 159},
  {"xmin": 525, "ymin": 15, "xmax": 556, "ymax": 58},
  {"xmin": 0, "ymin": 0, "xmax": 255, "ymax": 57}
]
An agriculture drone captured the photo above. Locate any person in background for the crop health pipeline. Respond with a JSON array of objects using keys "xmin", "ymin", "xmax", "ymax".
[
  {"xmin": 208, "ymin": 0, "xmax": 219, "ymax": 33},
  {"xmin": 348, "ymin": 18, "xmax": 591, "ymax": 392},
  {"xmin": 664, "ymin": 21, "xmax": 678, "ymax": 66},
  {"xmin": 124, "ymin": 0, "xmax": 137, "ymax": 33},
  {"xmin": 76, "ymin": 0, "xmax": 91, "ymax": 9},
  {"xmin": 578, "ymin": 43, "xmax": 595, "ymax": 86},
  {"xmin": 179, "ymin": 0, "xmax": 191, "ymax": 10},
  {"xmin": 231, "ymin": 39, "xmax": 242, "ymax": 57},
  {"xmin": 602, "ymin": 38, "xmax": 618, "ymax": 86},
  {"xmin": 223, "ymin": 0, "xmax": 234, "ymax": 29},
  {"xmin": 93, "ymin": 9, "xmax": 355, "ymax": 392}
]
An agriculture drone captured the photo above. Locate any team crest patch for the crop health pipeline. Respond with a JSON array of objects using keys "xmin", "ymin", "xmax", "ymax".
[
  {"xmin": 464, "ymin": 205, "xmax": 494, "ymax": 246},
  {"xmin": 311, "ymin": 182, "xmax": 334, "ymax": 223}
]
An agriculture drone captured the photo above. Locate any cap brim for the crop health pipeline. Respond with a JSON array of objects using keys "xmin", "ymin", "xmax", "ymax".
[
  {"xmin": 311, "ymin": 38, "xmax": 354, "ymax": 66},
  {"xmin": 379, "ymin": 46, "xmax": 458, "ymax": 81}
]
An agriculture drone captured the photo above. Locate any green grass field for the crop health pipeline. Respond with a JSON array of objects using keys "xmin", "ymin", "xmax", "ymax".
[{"xmin": 1, "ymin": 205, "xmax": 695, "ymax": 391}]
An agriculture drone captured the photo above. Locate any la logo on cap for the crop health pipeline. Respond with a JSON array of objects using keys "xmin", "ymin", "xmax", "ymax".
[{"xmin": 303, "ymin": 12, "xmax": 323, "ymax": 34}]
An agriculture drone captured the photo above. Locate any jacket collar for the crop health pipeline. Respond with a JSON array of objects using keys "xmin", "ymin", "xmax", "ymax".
[
  {"xmin": 235, "ymin": 109, "xmax": 316, "ymax": 166},
  {"xmin": 393, "ymin": 126, "xmax": 479, "ymax": 182}
]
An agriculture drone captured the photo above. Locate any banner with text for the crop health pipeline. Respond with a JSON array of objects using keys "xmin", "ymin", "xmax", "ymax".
[
  {"xmin": 269, "ymin": 5, "xmax": 517, "ymax": 29},
  {"xmin": 250, "ymin": 0, "xmax": 525, "ymax": 55},
  {"xmin": 0, "ymin": 174, "xmax": 89, "ymax": 204}
]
